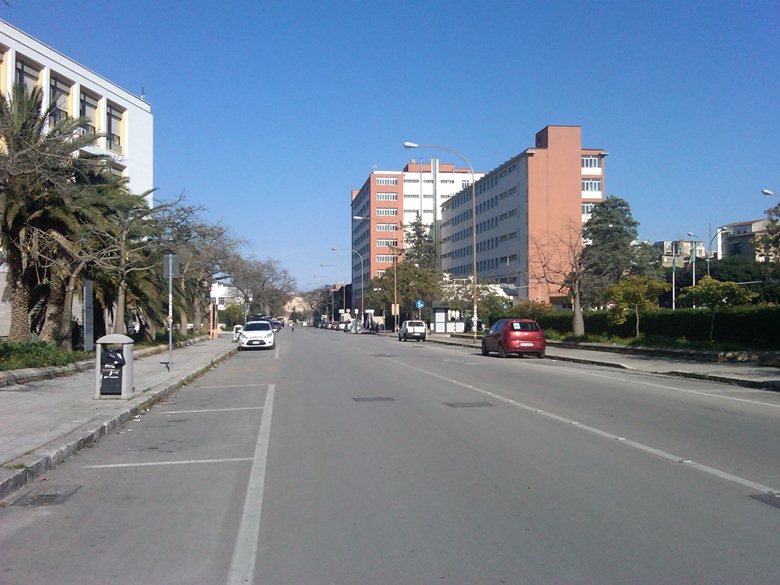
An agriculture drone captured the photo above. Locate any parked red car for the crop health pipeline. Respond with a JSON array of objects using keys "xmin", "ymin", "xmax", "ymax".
[{"xmin": 481, "ymin": 318, "xmax": 546, "ymax": 358}]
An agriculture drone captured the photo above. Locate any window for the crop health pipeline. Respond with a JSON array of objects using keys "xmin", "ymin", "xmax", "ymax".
[
  {"xmin": 15, "ymin": 58, "xmax": 39, "ymax": 93},
  {"xmin": 582, "ymin": 178, "xmax": 602, "ymax": 192},
  {"xmin": 376, "ymin": 177, "xmax": 398, "ymax": 186},
  {"xmin": 106, "ymin": 104, "xmax": 123, "ymax": 153},
  {"xmin": 376, "ymin": 223, "xmax": 398, "ymax": 232},
  {"xmin": 79, "ymin": 93, "xmax": 98, "ymax": 135},
  {"xmin": 376, "ymin": 239, "xmax": 398, "ymax": 247},
  {"xmin": 582, "ymin": 203, "xmax": 595, "ymax": 215},
  {"xmin": 50, "ymin": 77, "xmax": 70, "ymax": 122},
  {"xmin": 581, "ymin": 155, "xmax": 601, "ymax": 168},
  {"xmin": 376, "ymin": 208, "xmax": 398, "ymax": 216},
  {"xmin": 376, "ymin": 192, "xmax": 397, "ymax": 201},
  {"xmin": 376, "ymin": 254, "xmax": 397, "ymax": 263}
]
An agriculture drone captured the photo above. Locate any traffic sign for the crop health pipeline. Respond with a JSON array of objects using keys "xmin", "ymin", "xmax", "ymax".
[{"xmin": 415, "ymin": 299, "xmax": 424, "ymax": 309}]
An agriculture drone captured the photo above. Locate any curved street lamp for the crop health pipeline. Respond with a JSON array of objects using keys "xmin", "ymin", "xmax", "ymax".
[
  {"xmin": 761, "ymin": 189, "xmax": 775, "ymax": 197},
  {"xmin": 403, "ymin": 141, "xmax": 479, "ymax": 341}
]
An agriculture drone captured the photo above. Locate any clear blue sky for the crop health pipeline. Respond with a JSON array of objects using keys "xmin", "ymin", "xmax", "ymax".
[{"xmin": 4, "ymin": 1, "xmax": 779, "ymax": 290}]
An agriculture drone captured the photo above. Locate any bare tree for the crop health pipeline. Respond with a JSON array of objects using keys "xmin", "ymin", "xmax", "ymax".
[{"xmin": 528, "ymin": 220, "xmax": 603, "ymax": 336}]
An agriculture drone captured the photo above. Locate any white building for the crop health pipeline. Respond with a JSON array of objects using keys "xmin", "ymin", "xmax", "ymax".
[{"xmin": 0, "ymin": 20, "xmax": 154, "ymax": 335}]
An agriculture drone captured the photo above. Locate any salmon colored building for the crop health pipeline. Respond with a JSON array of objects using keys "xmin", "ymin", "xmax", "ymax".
[
  {"xmin": 440, "ymin": 125, "xmax": 607, "ymax": 306},
  {"xmin": 350, "ymin": 161, "xmax": 485, "ymax": 315}
]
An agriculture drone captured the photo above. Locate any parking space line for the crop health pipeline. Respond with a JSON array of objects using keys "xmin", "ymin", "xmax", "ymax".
[
  {"xmin": 84, "ymin": 458, "xmax": 253, "ymax": 469},
  {"xmin": 227, "ymin": 383, "xmax": 275, "ymax": 585},
  {"xmin": 189, "ymin": 383, "xmax": 268, "ymax": 390}
]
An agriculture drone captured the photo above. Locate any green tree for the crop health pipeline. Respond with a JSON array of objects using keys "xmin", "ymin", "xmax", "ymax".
[
  {"xmin": 0, "ymin": 83, "xmax": 105, "ymax": 340},
  {"xmin": 506, "ymin": 300, "xmax": 554, "ymax": 321},
  {"xmin": 757, "ymin": 199, "xmax": 780, "ymax": 262},
  {"xmin": 403, "ymin": 214, "xmax": 437, "ymax": 270},
  {"xmin": 679, "ymin": 276, "xmax": 757, "ymax": 342},
  {"xmin": 604, "ymin": 276, "xmax": 669, "ymax": 337},
  {"xmin": 630, "ymin": 242, "xmax": 665, "ymax": 280},
  {"xmin": 581, "ymin": 196, "xmax": 640, "ymax": 306}
]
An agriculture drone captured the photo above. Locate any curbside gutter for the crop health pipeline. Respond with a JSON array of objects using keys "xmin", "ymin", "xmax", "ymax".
[{"xmin": 0, "ymin": 341, "xmax": 237, "ymax": 501}]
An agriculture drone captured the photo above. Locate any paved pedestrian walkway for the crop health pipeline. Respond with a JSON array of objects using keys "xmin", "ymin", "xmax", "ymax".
[{"xmin": 0, "ymin": 335, "xmax": 236, "ymax": 500}]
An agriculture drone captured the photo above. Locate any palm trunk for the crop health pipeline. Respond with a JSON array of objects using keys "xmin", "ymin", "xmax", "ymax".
[
  {"xmin": 40, "ymin": 272, "xmax": 65, "ymax": 342},
  {"xmin": 7, "ymin": 273, "xmax": 32, "ymax": 341},
  {"xmin": 57, "ymin": 263, "xmax": 86, "ymax": 352}
]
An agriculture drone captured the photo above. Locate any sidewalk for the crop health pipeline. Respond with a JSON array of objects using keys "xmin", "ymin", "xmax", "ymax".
[
  {"xmin": 425, "ymin": 334, "xmax": 780, "ymax": 391},
  {"xmin": 0, "ymin": 334, "xmax": 236, "ymax": 500}
]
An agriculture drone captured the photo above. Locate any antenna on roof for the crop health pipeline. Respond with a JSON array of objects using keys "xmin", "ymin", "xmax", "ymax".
[{"xmin": 140, "ymin": 86, "xmax": 146, "ymax": 101}]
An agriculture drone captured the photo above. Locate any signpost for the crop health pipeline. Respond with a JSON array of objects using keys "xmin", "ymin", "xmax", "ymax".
[{"xmin": 162, "ymin": 254, "xmax": 180, "ymax": 371}]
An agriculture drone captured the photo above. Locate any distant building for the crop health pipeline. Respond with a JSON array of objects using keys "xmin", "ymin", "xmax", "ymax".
[
  {"xmin": 719, "ymin": 219, "xmax": 769, "ymax": 262},
  {"xmin": 439, "ymin": 125, "xmax": 607, "ymax": 306},
  {"xmin": 350, "ymin": 159, "xmax": 486, "ymax": 312},
  {"xmin": 653, "ymin": 240, "xmax": 706, "ymax": 268},
  {"xmin": 0, "ymin": 20, "xmax": 154, "ymax": 336}
]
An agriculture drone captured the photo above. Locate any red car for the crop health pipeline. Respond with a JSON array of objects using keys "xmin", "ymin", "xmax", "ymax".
[{"xmin": 481, "ymin": 318, "xmax": 546, "ymax": 358}]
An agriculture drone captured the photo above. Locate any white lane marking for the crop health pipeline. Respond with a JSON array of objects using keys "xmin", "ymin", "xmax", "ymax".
[
  {"xmin": 163, "ymin": 407, "xmax": 264, "ymax": 415},
  {"xmin": 394, "ymin": 359, "xmax": 780, "ymax": 496},
  {"xmin": 567, "ymin": 369, "xmax": 780, "ymax": 409},
  {"xmin": 189, "ymin": 383, "xmax": 268, "ymax": 390},
  {"xmin": 84, "ymin": 458, "xmax": 253, "ymax": 469},
  {"xmin": 227, "ymin": 383, "xmax": 275, "ymax": 585},
  {"xmin": 273, "ymin": 346, "xmax": 280, "ymax": 360}
]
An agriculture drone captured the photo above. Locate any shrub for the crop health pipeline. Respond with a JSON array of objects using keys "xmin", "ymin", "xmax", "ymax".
[{"xmin": 0, "ymin": 341, "xmax": 89, "ymax": 371}]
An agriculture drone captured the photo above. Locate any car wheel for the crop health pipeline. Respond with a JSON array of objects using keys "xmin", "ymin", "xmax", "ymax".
[
  {"xmin": 498, "ymin": 343, "xmax": 508, "ymax": 358},
  {"xmin": 481, "ymin": 342, "xmax": 489, "ymax": 356},
  {"xmin": 537, "ymin": 349, "xmax": 545, "ymax": 359},
  {"xmin": 237, "ymin": 346, "xmax": 243, "ymax": 352},
  {"xmin": 398, "ymin": 336, "xmax": 402, "ymax": 342}
]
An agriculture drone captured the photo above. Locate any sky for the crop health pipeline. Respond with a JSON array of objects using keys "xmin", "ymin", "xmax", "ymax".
[{"xmin": 3, "ymin": 0, "xmax": 779, "ymax": 291}]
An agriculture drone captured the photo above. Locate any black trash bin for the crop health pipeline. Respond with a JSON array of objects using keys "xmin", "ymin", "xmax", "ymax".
[{"xmin": 94, "ymin": 334, "xmax": 135, "ymax": 399}]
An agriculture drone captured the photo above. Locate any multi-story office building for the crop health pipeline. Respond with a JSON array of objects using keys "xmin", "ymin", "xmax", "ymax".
[
  {"xmin": 0, "ymin": 20, "xmax": 154, "ymax": 334},
  {"xmin": 440, "ymin": 125, "xmax": 607, "ymax": 306},
  {"xmin": 350, "ymin": 160, "xmax": 485, "ymax": 311}
]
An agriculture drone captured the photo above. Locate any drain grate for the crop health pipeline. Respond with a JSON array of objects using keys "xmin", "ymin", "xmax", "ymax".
[
  {"xmin": 752, "ymin": 493, "xmax": 780, "ymax": 510},
  {"xmin": 353, "ymin": 397, "xmax": 395, "ymax": 402},
  {"xmin": 13, "ymin": 485, "xmax": 81, "ymax": 507},
  {"xmin": 444, "ymin": 401, "xmax": 494, "ymax": 408}
]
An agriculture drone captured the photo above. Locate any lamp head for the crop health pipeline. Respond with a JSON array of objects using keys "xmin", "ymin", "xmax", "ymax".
[
  {"xmin": 762, "ymin": 189, "xmax": 775, "ymax": 197},
  {"xmin": 403, "ymin": 141, "xmax": 418, "ymax": 149}
]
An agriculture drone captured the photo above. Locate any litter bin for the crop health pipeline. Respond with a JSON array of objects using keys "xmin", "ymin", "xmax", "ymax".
[{"xmin": 94, "ymin": 334, "xmax": 134, "ymax": 399}]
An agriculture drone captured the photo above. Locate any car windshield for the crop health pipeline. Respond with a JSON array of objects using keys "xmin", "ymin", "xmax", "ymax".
[
  {"xmin": 244, "ymin": 322, "xmax": 271, "ymax": 331},
  {"xmin": 407, "ymin": 321, "xmax": 425, "ymax": 327},
  {"xmin": 510, "ymin": 321, "xmax": 539, "ymax": 331}
]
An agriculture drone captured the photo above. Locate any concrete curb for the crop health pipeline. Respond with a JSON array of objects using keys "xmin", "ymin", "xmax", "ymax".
[{"xmin": 0, "ymin": 342, "xmax": 237, "ymax": 501}]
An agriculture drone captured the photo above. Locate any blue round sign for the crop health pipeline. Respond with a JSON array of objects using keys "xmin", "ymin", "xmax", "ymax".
[{"xmin": 415, "ymin": 299, "xmax": 424, "ymax": 309}]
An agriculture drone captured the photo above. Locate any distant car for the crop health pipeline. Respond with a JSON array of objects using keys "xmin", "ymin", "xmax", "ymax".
[
  {"xmin": 270, "ymin": 320, "xmax": 282, "ymax": 332},
  {"xmin": 237, "ymin": 320, "xmax": 275, "ymax": 350},
  {"xmin": 398, "ymin": 320, "xmax": 427, "ymax": 342},
  {"xmin": 481, "ymin": 318, "xmax": 545, "ymax": 358}
]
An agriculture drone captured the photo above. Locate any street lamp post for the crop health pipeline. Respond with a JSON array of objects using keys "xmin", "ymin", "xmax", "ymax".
[
  {"xmin": 404, "ymin": 141, "xmax": 479, "ymax": 341},
  {"xmin": 686, "ymin": 232, "xmax": 700, "ymax": 287},
  {"xmin": 689, "ymin": 229, "xmax": 726, "ymax": 277}
]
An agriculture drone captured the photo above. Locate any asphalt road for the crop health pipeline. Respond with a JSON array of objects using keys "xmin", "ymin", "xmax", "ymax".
[{"xmin": 2, "ymin": 327, "xmax": 780, "ymax": 584}]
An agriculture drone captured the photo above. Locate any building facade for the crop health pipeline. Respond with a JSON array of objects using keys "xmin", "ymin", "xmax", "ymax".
[
  {"xmin": 440, "ymin": 125, "xmax": 607, "ymax": 306},
  {"xmin": 350, "ymin": 160, "xmax": 485, "ymax": 313},
  {"xmin": 0, "ymin": 20, "xmax": 154, "ymax": 335}
]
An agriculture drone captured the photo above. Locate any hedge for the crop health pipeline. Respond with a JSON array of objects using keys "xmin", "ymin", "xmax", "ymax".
[{"xmin": 537, "ymin": 305, "xmax": 780, "ymax": 348}]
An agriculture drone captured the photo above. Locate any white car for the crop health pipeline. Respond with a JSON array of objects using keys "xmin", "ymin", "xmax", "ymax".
[{"xmin": 237, "ymin": 320, "xmax": 275, "ymax": 350}]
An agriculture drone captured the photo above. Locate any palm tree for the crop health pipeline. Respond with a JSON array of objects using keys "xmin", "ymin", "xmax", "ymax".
[{"xmin": 0, "ymin": 83, "xmax": 104, "ymax": 340}]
